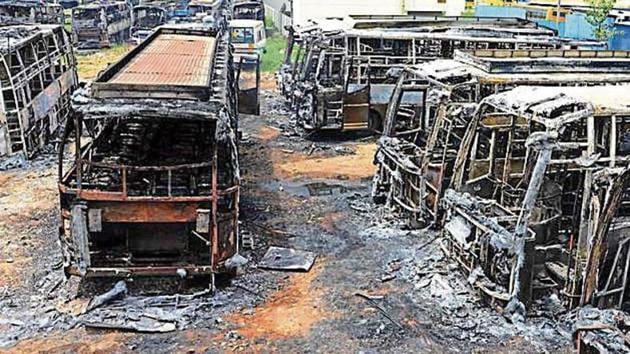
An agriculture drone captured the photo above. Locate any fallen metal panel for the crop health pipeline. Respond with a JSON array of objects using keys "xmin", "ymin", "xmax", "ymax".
[{"xmin": 258, "ymin": 247, "xmax": 317, "ymax": 272}]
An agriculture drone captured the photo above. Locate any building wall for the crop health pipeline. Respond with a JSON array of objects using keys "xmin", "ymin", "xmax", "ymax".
[
  {"xmin": 476, "ymin": 4, "xmax": 630, "ymax": 50},
  {"xmin": 292, "ymin": 0, "xmax": 403, "ymax": 25},
  {"xmin": 405, "ymin": 0, "xmax": 466, "ymax": 16},
  {"xmin": 528, "ymin": 0, "xmax": 630, "ymax": 9},
  {"xmin": 290, "ymin": 0, "xmax": 466, "ymax": 26}
]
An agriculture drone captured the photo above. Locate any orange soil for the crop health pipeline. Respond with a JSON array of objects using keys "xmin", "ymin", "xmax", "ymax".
[
  {"xmin": 260, "ymin": 73, "xmax": 277, "ymax": 91},
  {"xmin": 0, "ymin": 168, "xmax": 57, "ymax": 289},
  {"xmin": 257, "ymin": 126, "xmax": 281, "ymax": 141},
  {"xmin": 0, "ymin": 257, "xmax": 31, "ymax": 288},
  {"xmin": 320, "ymin": 212, "xmax": 344, "ymax": 234},
  {"xmin": 1, "ymin": 330, "xmax": 128, "ymax": 354},
  {"xmin": 227, "ymin": 264, "xmax": 333, "ymax": 341},
  {"xmin": 274, "ymin": 144, "xmax": 377, "ymax": 180}
]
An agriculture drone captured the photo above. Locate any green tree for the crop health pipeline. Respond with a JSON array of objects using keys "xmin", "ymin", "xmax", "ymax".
[{"xmin": 585, "ymin": 0, "xmax": 617, "ymax": 41}]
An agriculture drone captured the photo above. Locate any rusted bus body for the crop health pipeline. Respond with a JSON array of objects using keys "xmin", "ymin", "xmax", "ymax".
[
  {"xmin": 288, "ymin": 22, "xmax": 577, "ymax": 133},
  {"xmin": 0, "ymin": 1, "xmax": 64, "ymax": 25},
  {"xmin": 373, "ymin": 49, "xmax": 630, "ymax": 227},
  {"xmin": 59, "ymin": 27, "xmax": 240, "ymax": 281},
  {"xmin": 0, "ymin": 25, "xmax": 77, "ymax": 159},
  {"xmin": 72, "ymin": 2, "xmax": 133, "ymax": 50},
  {"xmin": 438, "ymin": 86, "xmax": 630, "ymax": 311}
]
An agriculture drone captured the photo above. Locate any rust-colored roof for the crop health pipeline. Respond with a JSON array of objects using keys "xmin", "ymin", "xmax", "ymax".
[{"xmin": 109, "ymin": 34, "xmax": 216, "ymax": 87}]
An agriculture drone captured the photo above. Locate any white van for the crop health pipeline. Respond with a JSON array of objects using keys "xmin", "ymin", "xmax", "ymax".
[{"xmin": 229, "ymin": 19, "xmax": 266, "ymax": 57}]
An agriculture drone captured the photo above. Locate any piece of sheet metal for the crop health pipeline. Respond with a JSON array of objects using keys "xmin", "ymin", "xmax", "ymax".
[{"xmin": 258, "ymin": 246, "xmax": 316, "ymax": 272}]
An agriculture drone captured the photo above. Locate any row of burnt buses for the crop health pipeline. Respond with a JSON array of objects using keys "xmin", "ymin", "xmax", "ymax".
[
  {"xmin": 0, "ymin": 0, "xmax": 264, "ymax": 49},
  {"xmin": 2, "ymin": 2, "xmax": 629, "ymax": 349},
  {"xmin": 0, "ymin": 0, "xmax": 263, "ymax": 288},
  {"xmin": 278, "ymin": 15, "xmax": 630, "ymax": 352}
]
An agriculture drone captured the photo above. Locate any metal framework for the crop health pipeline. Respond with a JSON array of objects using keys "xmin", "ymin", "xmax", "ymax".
[
  {"xmin": 0, "ymin": 25, "xmax": 77, "ymax": 159},
  {"xmin": 58, "ymin": 27, "xmax": 240, "ymax": 284},
  {"xmin": 133, "ymin": 5, "xmax": 168, "ymax": 31}
]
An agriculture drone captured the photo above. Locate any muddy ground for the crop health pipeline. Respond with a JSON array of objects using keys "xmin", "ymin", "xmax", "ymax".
[{"xmin": 0, "ymin": 84, "xmax": 577, "ymax": 353}]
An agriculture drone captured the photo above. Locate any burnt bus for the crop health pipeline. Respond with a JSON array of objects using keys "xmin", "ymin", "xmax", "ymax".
[
  {"xmin": 0, "ymin": 0, "xmax": 64, "ymax": 25},
  {"xmin": 59, "ymin": 26, "xmax": 241, "ymax": 286},
  {"xmin": 0, "ymin": 25, "xmax": 77, "ymax": 159},
  {"xmin": 232, "ymin": 0, "xmax": 264, "ymax": 21},
  {"xmin": 279, "ymin": 16, "xmax": 559, "ymax": 100},
  {"xmin": 131, "ymin": 5, "xmax": 168, "ymax": 43},
  {"xmin": 439, "ymin": 85, "xmax": 630, "ymax": 312},
  {"xmin": 373, "ymin": 49, "xmax": 630, "ymax": 228},
  {"xmin": 285, "ymin": 17, "xmax": 597, "ymax": 133},
  {"xmin": 72, "ymin": 1, "xmax": 133, "ymax": 50}
]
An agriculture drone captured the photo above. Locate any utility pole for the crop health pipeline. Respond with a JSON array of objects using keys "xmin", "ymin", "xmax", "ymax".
[{"xmin": 556, "ymin": 0, "xmax": 561, "ymax": 33}]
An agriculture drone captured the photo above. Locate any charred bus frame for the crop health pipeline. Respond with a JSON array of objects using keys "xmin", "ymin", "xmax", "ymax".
[
  {"xmin": 283, "ymin": 18, "xmax": 589, "ymax": 133},
  {"xmin": 58, "ymin": 27, "xmax": 240, "ymax": 286},
  {"xmin": 374, "ymin": 49, "xmax": 630, "ymax": 228},
  {"xmin": 0, "ymin": 25, "xmax": 77, "ymax": 159},
  {"xmin": 438, "ymin": 85, "xmax": 630, "ymax": 312},
  {"xmin": 232, "ymin": 0, "xmax": 264, "ymax": 21},
  {"xmin": 0, "ymin": 0, "xmax": 64, "ymax": 25},
  {"xmin": 133, "ymin": 5, "xmax": 168, "ymax": 31},
  {"xmin": 72, "ymin": 1, "xmax": 134, "ymax": 50}
]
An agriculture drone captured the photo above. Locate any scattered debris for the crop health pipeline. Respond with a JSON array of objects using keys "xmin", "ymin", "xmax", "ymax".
[
  {"xmin": 83, "ymin": 319, "xmax": 176, "ymax": 333},
  {"xmin": 85, "ymin": 281, "xmax": 128, "ymax": 314},
  {"xmin": 355, "ymin": 291, "xmax": 405, "ymax": 331}
]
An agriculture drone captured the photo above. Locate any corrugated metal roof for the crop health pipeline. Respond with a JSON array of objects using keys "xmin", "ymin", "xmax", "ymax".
[{"xmin": 110, "ymin": 34, "xmax": 216, "ymax": 87}]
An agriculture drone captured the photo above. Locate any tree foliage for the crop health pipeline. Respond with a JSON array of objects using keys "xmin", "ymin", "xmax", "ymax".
[{"xmin": 585, "ymin": 0, "xmax": 617, "ymax": 41}]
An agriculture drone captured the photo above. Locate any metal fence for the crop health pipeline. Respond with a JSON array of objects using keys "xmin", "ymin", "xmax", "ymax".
[{"xmin": 265, "ymin": 4, "xmax": 292, "ymax": 36}]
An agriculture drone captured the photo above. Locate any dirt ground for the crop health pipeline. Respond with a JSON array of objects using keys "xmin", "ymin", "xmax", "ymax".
[
  {"xmin": 76, "ymin": 45, "xmax": 134, "ymax": 81},
  {"xmin": 0, "ymin": 80, "xmax": 577, "ymax": 353}
]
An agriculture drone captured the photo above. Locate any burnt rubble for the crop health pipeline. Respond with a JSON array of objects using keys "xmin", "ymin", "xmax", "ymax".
[{"xmin": 575, "ymin": 307, "xmax": 630, "ymax": 353}]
